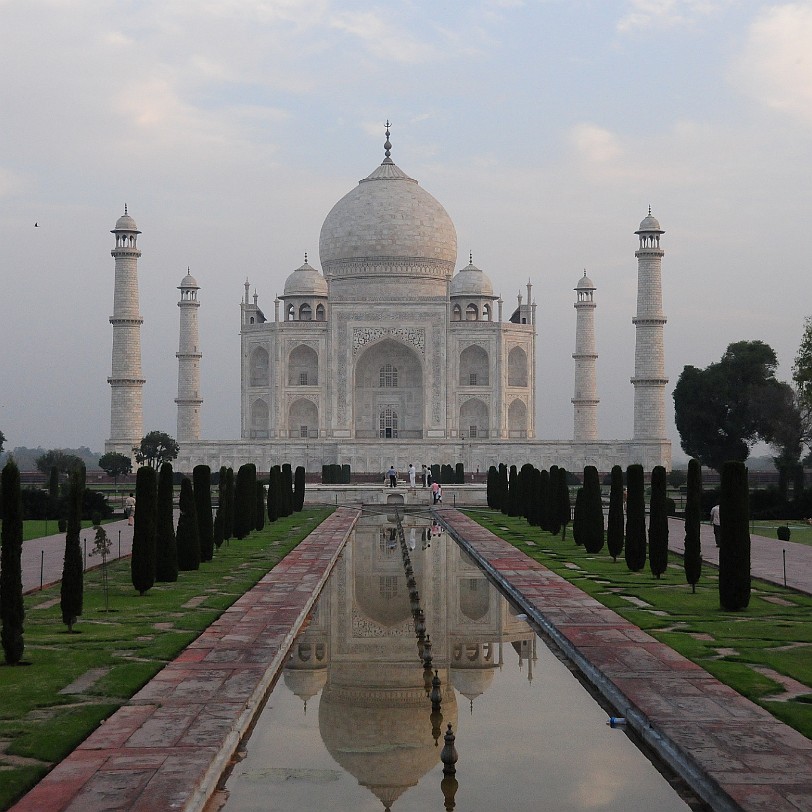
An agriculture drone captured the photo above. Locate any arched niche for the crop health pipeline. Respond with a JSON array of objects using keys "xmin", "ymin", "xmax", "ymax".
[
  {"xmin": 460, "ymin": 398, "xmax": 488, "ymax": 439},
  {"xmin": 459, "ymin": 345, "xmax": 489, "ymax": 387},
  {"xmin": 508, "ymin": 346, "xmax": 528, "ymax": 387},
  {"xmin": 289, "ymin": 398, "xmax": 318, "ymax": 438},
  {"xmin": 354, "ymin": 339, "xmax": 424, "ymax": 439},
  {"xmin": 250, "ymin": 347, "xmax": 269, "ymax": 387},
  {"xmin": 508, "ymin": 398, "xmax": 527, "ymax": 437},
  {"xmin": 288, "ymin": 344, "xmax": 319, "ymax": 386},
  {"xmin": 459, "ymin": 576, "xmax": 490, "ymax": 621},
  {"xmin": 251, "ymin": 398, "xmax": 269, "ymax": 438}
]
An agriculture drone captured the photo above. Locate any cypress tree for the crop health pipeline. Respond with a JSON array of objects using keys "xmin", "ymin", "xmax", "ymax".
[
  {"xmin": 255, "ymin": 481, "xmax": 266, "ymax": 532},
  {"xmin": 455, "ymin": 462, "xmax": 465, "ymax": 484},
  {"xmin": 519, "ymin": 463, "xmax": 534, "ymax": 521},
  {"xmin": 61, "ymin": 463, "xmax": 85, "ymax": 630},
  {"xmin": 606, "ymin": 465, "xmax": 624, "ymax": 563},
  {"xmin": 486, "ymin": 465, "xmax": 498, "ymax": 510},
  {"xmin": 547, "ymin": 467, "xmax": 561, "ymax": 536},
  {"xmin": 557, "ymin": 467, "xmax": 571, "ymax": 539},
  {"xmin": 625, "ymin": 464, "xmax": 646, "ymax": 571},
  {"xmin": 281, "ymin": 463, "xmax": 294, "ymax": 517},
  {"xmin": 538, "ymin": 468, "xmax": 550, "ymax": 532},
  {"xmin": 223, "ymin": 467, "xmax": 234, "ymax": 541},
  {"xmin": 572, "ymin": 486, "xmax": 584, "ymax": 546},
  {"xmin": 155, "ymin": 463, "xmax": 178, "ymax": 582},
  {"xmin": 234, "ymin": 464, "xmax": 252, "ymax": 539},
  {"xmin": 267, "ymin": 465, "xmax": 281, "ymax": 522},
  {"xmin": 581, "ymin": 466, "xmax": 605, "ymax": 553},
  {"xmin": 719, "ymin": 460, "xmax": 751, "ymax": 610},
  {"xmin": 293, "ymin": 466, "xmax": 306, "ymax": 511},
  {"xmin": 506, "ymin": 465, "xmax": 520, "ymax": 517},
  {"xmin": 528, "ymin": 467, "xmax": 542, "ymax": 527},
  {"xmin": 131, "ymin": 465, "xmax": 157, "ymax": 596},
  {"xmin": 1, "ymin": 460, "xmax": 25, "ymax": 664},
  {"xmin": 213, "ymin": 465, "xmax": 227, "ymax": 549},
  {"xmin": 649, "ymin": 466, "xmax": 669, "ymax": 578},
  {"xmin": 683, "ymin": 458, "xmax": 703, "ymax": 593},
  {"xmin": 176, "ymin": 477, "xmax": 201, "ymax": 570},
  {"xmin": 194, "ymin": 465, "xmax": 214, "ymax": 562},
  {"xmin": 431, "ymin": 464, "xmax": 441, "ymax": 488}
]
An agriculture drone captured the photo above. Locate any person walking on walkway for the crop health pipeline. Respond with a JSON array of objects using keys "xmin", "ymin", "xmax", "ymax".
[
  {"xmin": 710, "ymin": 503, "xmax": 721, "ymax": 547},
  {"xmin": 124, "ymin": 492, "xmax": 136, "ymax": 526},
  {"xmin": 421, "ymin": 464, "xmax": 428, "ymax": 487},
  {"xmin": 387, "ymin": 466, "xmax": 397, "ymax": 488}
]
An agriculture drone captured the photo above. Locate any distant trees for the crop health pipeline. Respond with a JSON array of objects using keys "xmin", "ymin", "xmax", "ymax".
[
  {"xmin": 155, "ymin": 463, "xmax": 178, "ymax": 583},
  {"xmin": 606, "ymin": 465, "xmax": 624, "ymax": 563},
  {"xmin": 131, "ymin": 466, "xmax": 157, "ymax": 596},
  {"xmin": 176, "ymin": 477, "xmax": 201, "ymax": 571},
  {"xmin": 719, "ymin": 461, "xmax": 751, "ymax": 611},
  {"xmin": 0, "ymin": 430, "xmax": 5, "ymax": 455},
  {"xmin": 683, "ymin": 459, "xmax": 703, "ymax": 593},
  {"xmin": 193, "ymin": 465, "xmax": 214, "ymax": 562},
  {"xmin": 624, "ymin": 464, "xmax": 646, "ymax": 572},
  {"xmin": 135, "ymin": 431, "xmax": 179, "ymax": 469},
  {"xmin": 1, "ymin": 460, "xmax": 25, "ymax": 664},
  {"xmin": 98, "ymin": 452, "xmax": 132, "ymax": 485},
  {"xmin": 35, "ymin": 449, "xmax": 83, "ymax": 477},
  {"xmin": 648, "ymin": 466, "xmax": 668, "ymax": 579},
  {"xmin": 61, "ymin": 463, "xmax": 86, "ymax": 629}
]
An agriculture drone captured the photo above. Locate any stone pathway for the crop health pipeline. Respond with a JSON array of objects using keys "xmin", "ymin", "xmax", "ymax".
[
  {"xmin": 10, "ymin": 508, "xmax": 359, "ymax": 812},
  {"xmin": 439, "ymin": 508, "xmax": 812, "ymax": 812}
]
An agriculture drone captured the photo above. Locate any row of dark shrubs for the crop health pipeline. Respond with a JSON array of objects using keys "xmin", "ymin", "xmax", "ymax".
[{"xmin": 321, "ymin": 463, "xmax": 468, "ymax": 485}]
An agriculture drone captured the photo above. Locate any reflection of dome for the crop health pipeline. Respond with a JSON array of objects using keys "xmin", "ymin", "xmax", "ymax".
[
  {"xmin": 320, "ymin": 677, "xmax": 457, "ymax": 810},
  {"xmin": 319, "ymin": 136, "xmax": 457, "ymax": 283},
  {"xmin": 283, "ymin": 258, "xmax": 328, "ymax": 296},
  {"xmin": 636, "ymin": 213, "xmax": 662, "ymax": 233},
  {"xmin": 450, "ymin": 667, "xmax": 495, "ymax": 702},
  {"xmin": 450, "ymin": 258, "xmax": 494, "ymax": 297},
  {"xmin": 112, "ymin": 212, "xmax": 139, "ymax": 233},
  {"xmin": 283, "ymin": 668, "xmax": 328, "ymax": 703}
]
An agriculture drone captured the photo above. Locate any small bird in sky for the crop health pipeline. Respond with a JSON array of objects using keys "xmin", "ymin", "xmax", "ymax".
[{"xmin": 34, "ymin": 222, "xmax": 38, "ymax": 227}]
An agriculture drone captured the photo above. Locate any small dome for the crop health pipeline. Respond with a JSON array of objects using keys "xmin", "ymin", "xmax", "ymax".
[
  {"xmin": 112, "ymin": 212, "xmax": 139, "ymax": 233},
  {"xmin": 575, "ymin": 272, "xmax": 595, "ymax": 291},
  {"xmin": 283, "ymin": 258, "xmax": 328, "ymax": 297},
  {"xmin": 636, "ymin": 213, "xmax": 663, "ymax": 233},
  {"xmin": 450, "ymin": 258, "xmax": 494, "ymax": 297},
  {"xmin": 179, "ymin": 270, "xmax": 199, "ymax": 289}
]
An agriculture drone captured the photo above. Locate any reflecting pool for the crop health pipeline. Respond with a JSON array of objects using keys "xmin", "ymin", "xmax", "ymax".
[{"xmin": 218, "ymin": 510, "xmax": 695, "ymax": 811}]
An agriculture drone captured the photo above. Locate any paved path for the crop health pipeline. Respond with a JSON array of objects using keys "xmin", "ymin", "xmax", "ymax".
[
  {"xmin": 441, "ymin": 508, "xmax": 812, "ymax": 812},
  {"xmin": 667, "ymin": 518, "xmax": 812, "ymax": 595},
  {"xmin": 22, "ymin": 519, "xmax": 134, "ymax": 594},
  {"xmin": 11, "ymin": 507, "xmax": 359, "ymax": 812}
]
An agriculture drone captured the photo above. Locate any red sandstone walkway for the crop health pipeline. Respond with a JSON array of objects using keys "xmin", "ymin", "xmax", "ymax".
[
  {"xmin": 11, "ymin": 507, "xmax": 359, "ymax": 812},
  {"xmin": 439, "ymin": 507, "xmax": 812, "ymax": 812}
]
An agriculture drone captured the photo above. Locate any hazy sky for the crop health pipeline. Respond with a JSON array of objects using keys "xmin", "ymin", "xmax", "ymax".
[{"xmin": 1, "ymin": 0, "xmax": 810, "ymax": 461}]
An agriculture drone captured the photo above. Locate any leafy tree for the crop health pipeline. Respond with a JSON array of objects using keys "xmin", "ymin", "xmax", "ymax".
[
  {"xmin": 673, "ymin": 340, "xmax": 790, "ymax": 472},
  {"xmin": 648, "ymin": 466, "xmax": 668, "ymax": 579},
  {"xmin": 131, "ymin": 466, "xmax": 157, "ymax": 595},
  {"xmin": 683, "ymin": 459, "xmax": 703, "ymax": 593},
  {"xmin": 90, "ymin": 525, "xmax": 113, "ymax": 612},
  {"xmin": 1, "ymin": 460, "xmax": 25, "ymax": 663},
  {"xmin": 293, "ymin": 466, "xmax": 306, "ymax": 512},
  {"xmin": 36, "ymin": 449, "xmax": 83, "ymax": 476},
  {"xmin": 176, "ymin": 477, "xmax": 201, "ymax": 570},
  {"xmin": 667, "ymin": 469, "xmax": 687, "ymax": 489},
  {"xmin": 557, "ymin": 467, "xmax": 571, "ymax": 540},
  {"xmin": 135, "ymin": 430, "xmax": 179, "ymax": 469},
  {"xmin": 155, "ymin": 463, "xmax": 178, "ymax": 582},
  {"xmin": 719, "ymin": 461, "xmax": 751, "ymax": 611},
  {"xmin": 0, "ymin": 429, "xmax": 5, "ymax": 454},
  {"xmin": 793, "ymin": 314, "xmax": 812, "ymax": 452},
  {"xmin": 61, "ymin": 463, "xmax": 86, "ymax": 629},
  {"xmin": 606, "ymin": 465, "xmax": 624, "ymax": 563},
  {"xmin": 193, "ymin": 465, "xmax": 214, "ymax": 562},
  {"xmin": 767, "ymin": 381, "xmax": 804, "ymax": 500},
  {"xmin": 581, "ymin": 466, "xmax": 604, "ymax": 553},
  {"xmin": 98, "ymin": 451, "xmax": 133, "ymax": 486},
  {"xmin": 625, "ymin": 464, "xmax": 646, "ymax": 571}
]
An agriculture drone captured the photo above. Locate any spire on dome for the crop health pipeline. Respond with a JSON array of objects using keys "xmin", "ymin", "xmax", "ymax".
[
  {"xmin": 648, "ymin": 204, "xmax": 652, "ymax": 216},
  {"xmin": 383, "ymin": 120, "xmax": 393, "ymax": 165},
  {"xmin": 124, "ymin": 203, "xmax": 128, "ymax": 215},
  {"xmin": 469, "ymin": 251, "xmax": 473, "ymax": 264},
  {"xmin": 304, "ymin": 251, "xmax": 308, "ymax": 264}
]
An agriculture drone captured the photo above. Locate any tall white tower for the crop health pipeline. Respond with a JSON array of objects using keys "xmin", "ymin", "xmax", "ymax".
[
  {"xmin": 631, "ymin": 210, "xmax": 667, "ymax": 440},
  {"xmin": 176, "ymin": 270, "xmax": 202, "ymax": 443},
  {"xmin": 572, "ymin": 271, "xmax": 599, "ymax": 441},
  {"xmin": 106, "ymin": 207, "xmax": 145, "ymax": 457}
]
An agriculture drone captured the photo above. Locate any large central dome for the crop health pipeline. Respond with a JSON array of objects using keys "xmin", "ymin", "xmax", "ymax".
[{"xmin": 319, "ymin": 137, "xmax": 457, "ymax": 286}]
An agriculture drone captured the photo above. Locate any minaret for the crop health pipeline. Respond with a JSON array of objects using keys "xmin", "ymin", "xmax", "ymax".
[
  {"xmin": 106, "ymin": 206, "xmax": 145, "ymax": 457},
  {"xmin": 631, "ymin": 209, "xmax": 667, "ymax": 439},
  {"xmin": 176, "ymin": 269, "xmax": 202, "ymax": 443},
  {"xmin": 572, "ymin": 271, "xmax": 598, "ymax": 442}
]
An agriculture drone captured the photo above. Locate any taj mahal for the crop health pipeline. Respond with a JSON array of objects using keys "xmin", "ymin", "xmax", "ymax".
[{"xmin": 105, "ymin": 126, "xmax": 671, "ymax": 474}]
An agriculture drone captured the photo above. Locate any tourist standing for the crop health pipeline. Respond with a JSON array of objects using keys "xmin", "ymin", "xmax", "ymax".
[
  {"xmin": 388, "ymin": 465, "xmax": 397, "ymax": 488},
  {"xmin": 421, "ymin": 464, "xmax": 428, "ymax": 487},
  {"xmin": 408, "ymin": 463, "xmax": 416, "ymax": 487},
  {"xmin": 710, "ymin": 503, "xmax": 721, "ymax": 547},
  {"xmin": 124, "ymin": 492, "xmax": 136, "ymax": 526}
]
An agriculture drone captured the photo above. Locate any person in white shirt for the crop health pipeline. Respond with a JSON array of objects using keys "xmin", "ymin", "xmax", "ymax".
[{"xmin": 710, "ymin": 504, "xmax": 721, "ymax": 547}]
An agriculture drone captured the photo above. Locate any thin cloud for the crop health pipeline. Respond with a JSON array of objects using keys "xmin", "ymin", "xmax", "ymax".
[
  {"xmin": 330, "ymin": 10, "xmax": 439, "ymax": 63},
  {"xmin": 617, "ymin": 0, "xmax": 731, "ymax": 33}
]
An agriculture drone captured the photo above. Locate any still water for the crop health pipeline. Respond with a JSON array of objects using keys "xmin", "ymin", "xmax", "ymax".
[{"xmin": 219, "ymin": 510, "xmax": 694, "ymax": 811}]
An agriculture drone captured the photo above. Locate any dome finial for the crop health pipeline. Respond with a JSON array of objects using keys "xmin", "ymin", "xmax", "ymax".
[
  {"xmin": 304, "ymin": 251, "xmax": 308, "ymax": 264},
  {"xmin": 469, "ymin": 251, "xmax": 473, "ymax": 265},
  {"xmin": 383, "ymin": 119, "xmax": 393, "ymax": 163},
  {"xmin": 648, "ymin": 204, "xmax": 652, "ymax": 216},
  {"xmin": 124, "ymin": 203, "xmax": 128, "ymax": 215}
]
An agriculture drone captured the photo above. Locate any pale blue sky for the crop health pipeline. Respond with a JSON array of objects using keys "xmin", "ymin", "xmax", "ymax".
[{"xmin": 1, "ymin": 0, "xmax": 810, "ymax": 460}]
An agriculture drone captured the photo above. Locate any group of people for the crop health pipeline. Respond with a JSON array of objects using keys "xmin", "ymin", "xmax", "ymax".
[{"xmin": 386, "ymin": 464, "xmax": 443, "ymax": 503}]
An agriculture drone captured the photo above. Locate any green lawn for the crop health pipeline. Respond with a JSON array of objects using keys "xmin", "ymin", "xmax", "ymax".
[
  {"xmin": 464, "ymin": 509, "xmax": 812, "ymax": 741},
  {"xmin": 750, "ymin": 520, "xmax": 812, "ymax": 548},
  {"xmin": 22, "ymin": 519, "xmax": 115, "ymax": 542},
  {"xmin": 0, "ymin": 508, "xmax": 333, "ymax": 810}
]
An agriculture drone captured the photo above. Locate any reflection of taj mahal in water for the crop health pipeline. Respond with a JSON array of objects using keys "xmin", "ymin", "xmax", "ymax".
[
  {"xmin": 281, "ymin": 512, "xmax": 535, "ymax": 810},
  {"xmin": 106, "ymin": 125, "xmax": 670, "ymax": 473}
]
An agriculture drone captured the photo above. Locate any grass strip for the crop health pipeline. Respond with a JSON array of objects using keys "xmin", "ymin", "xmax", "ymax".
[
  {"xmin": 463, "ymin": 508, "xmax": 812, "ymax": 740},
  {"xmin": 23, "ymin": 519, "xmax": 114, "ymax": 542},
  {"xmin": 0, "ymin": 507, "xmax": 333, "ymax": 810}
]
